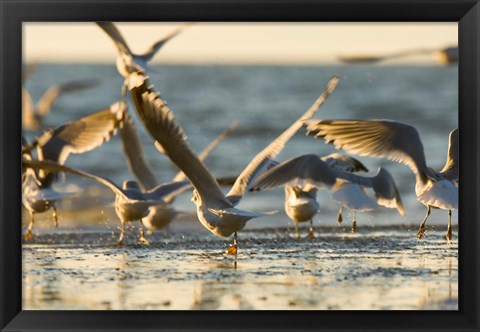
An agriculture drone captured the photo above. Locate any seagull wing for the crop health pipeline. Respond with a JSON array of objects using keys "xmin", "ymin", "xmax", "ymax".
[
  {"xmin": 337, "ymin": 48, "xmax": 435, "ymax": 64},
  {"xmin": 136, "ymin": 23, "xmax": 194, "ymax": 62},
  {"xmin": 96, "ymin": 22, "xmax": 133, "ymax": 56},
  {"xmin": 251, "ymin": 154, "xmax": 338, "ymax": 192},
  {"xmin": 331, "ymin": 182, "xmax": 378, "ymax": 211},
  {"xmin": 171, "ymin": 119, "xmax": 238, "ymax": 183},
  {"xmin": 440, "ymin": 128, "xmax": 458, "ymax": 181},
  {"xmin": 330, "ymin": 167, "xmax": 405, "ymax": 216},
  {"xmin": 226, "ymin": 75, "xmax": 340, "ymax": 205},
  {"xmin": 36, "ymin": 79, "xmax": 99, "ymax": 116},
  {"xmin": 120, "ymin": 111, "xmax": 159, "ymax": 191},
  {"xmin": 369, "ymin": 167, "xmax": 405, "ymax": 216},
  {"xmin": 305, "ymin": 119, "xmax": 430, "ymax": 183},
  {"xmin": 163, "ymin": 119, "xmax": 238, "ymax": 204},
  {"xmin": 22, "ymin": 89, "xmax": 40, "ymax": 130},
  {"xmin": 145, "ymin": 181, "xmax": 191, "ymax": 200},
  {"xmin": 127, "ymin": 72, "xmax": 231, "ymax": 208},
  {"xmin": 321, "ymin": 153, "xmax": 369, "ymax": 172},
  {"xmin": 22, "ymin": 159, "xmax": 128, "ymax": 200},
  {"xmin": 37, "ymin": 101, "xmax": 125, "ymax": 165}
]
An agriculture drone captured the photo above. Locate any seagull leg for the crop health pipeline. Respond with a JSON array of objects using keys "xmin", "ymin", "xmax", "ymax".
[
  {"xmin": 294, "ymin": 222, "xmax": 300, "ymax": 240},
  {"xmin": 139, "ymin": 220, "xmax": 150, "ymax": 245},
  {"xmin": 117, "ymin": 221, "xmax": 125, "ymax": 245},
  {"xmin": 308, "ymin": 219, "xmax": 315, "ymax": 239},
  {"xmin": 351, "ymin": 211, "xmax": 357, "ymax": 233},
  {"xmin": 337, "ymin": 206, "xmax": 343, "ymax": 225},
  {"xmin": 52, "ymin": 206, "xmax": 58, "ymax": 228},
  {"xmin": 417, "ymin": 206, "xmax": 431, "ymax": 240},
  {"xmin": 446, "ymin": 210, "xmax": 452, "ymax": 242},
  {"xmin": 227, "ymin": 231, "xmax": 238, "ymax": 256},
  {"xmin": 23, "ymin": 211, "xmax": 35, "ymax": 240}
]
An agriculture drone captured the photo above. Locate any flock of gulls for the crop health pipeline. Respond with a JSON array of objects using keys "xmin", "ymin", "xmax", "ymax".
[{"xmin": 21, "ymin": 23, "xmax": 458, "ymax": 255}]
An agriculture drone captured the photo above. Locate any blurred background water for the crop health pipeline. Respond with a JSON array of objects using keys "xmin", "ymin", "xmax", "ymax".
[{"xmin": 22, "ymin": 63, "xmax": 458, "ymax": 231}]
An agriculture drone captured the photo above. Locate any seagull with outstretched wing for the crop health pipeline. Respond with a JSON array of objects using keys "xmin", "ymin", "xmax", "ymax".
[
  {"xmin": 337, "ymin": 45, "xmax": 458, "ymax": 65},
  {"xmin": 96, "ymin": 22, "xmax": 193, "ymax": 78},
  {"xmin": 305, "ymin": 119, "xmax": 458, "ymax": 241},
  {"xmin": 119, "ymin": 110, "xmax": 239, "ymax": 232},
  {"xmin": 21, "ymin": 102, "xmax": 125, "ymax": 239},
  {"xmin": 251, "ymin": 153, "xmax": 405, "ymax": 236},
  {"xmin": 22, "ymin": 159, "xmax": 189, "ymax": 245},
  {"xmin": 22, "ymin": 75, "xmax": 98, "ymax": 130},
  {"xmin": 127, "ymin": 71, "xmax": 339, "ymax": 254}
]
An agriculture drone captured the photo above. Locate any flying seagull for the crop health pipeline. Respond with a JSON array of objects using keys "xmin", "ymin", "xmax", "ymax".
[
  {"xmin": 23, "ymin": 76, "xmax": 98, "ymax": 130},
  {"xmin": 96, "ymin": 22, "xmax": 193, "ymax": 79},
  {"xmin": 119, "ymin": 110, "xmax": 239, "ymax": 232},
  {"xmin": 21, "ymin": 102, "xmax": 125, "ymax": 239},
  {"xmin": 305, "ymin": 119, "xmax": 458, "ymax": 241},
  {"xmin": 337, "ymin": 46, "xmax": 458, "ymax": 65},
  {"xmin": 127, "ymin": 71, "xmax": 339, "ymax": 254}
]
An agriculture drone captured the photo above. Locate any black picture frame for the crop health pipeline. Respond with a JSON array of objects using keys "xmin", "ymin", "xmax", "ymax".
[{"xmin": 1, "ymin": 0, "xmax": 479, "ymax": 331}]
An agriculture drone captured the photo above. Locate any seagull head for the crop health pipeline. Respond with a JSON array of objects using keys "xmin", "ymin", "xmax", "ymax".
[{"xmin": 122, "ymin": 180, "xmax": 141, "ymax": 190}]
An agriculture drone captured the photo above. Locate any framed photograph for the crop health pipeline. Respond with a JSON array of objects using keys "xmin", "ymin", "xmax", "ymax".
[{"xmin": 1, "ymin": 0, "xmax": 479, "ymax": 331}]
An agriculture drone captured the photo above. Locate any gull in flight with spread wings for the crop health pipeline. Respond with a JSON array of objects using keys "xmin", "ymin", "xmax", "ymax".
[
  {"xmin": 22, "ymin": 64, "xmax": 98, "ymax": 130},
  {"xmin": 337, "ymin": 45, "xmax": 458, "ymax": 65},
  {"xmin": 251, "ymin": 153, "xmax": 405, "ymax": 236},
  {"xmin": 119, "ymin": 109, "xmax": 239, "ymax": 232},
  {"xmin": 21, "ymin": 102, "xmax": 125, "ymax": 239},
  {"xmin": 305, "ymin": 120, "xmax": 458, "ymax": 241},
  {"xmin": 127, "ymin": 71, "xmax": 339, "ymax": 254},
  {"xmin": 96, "ymin": 21, "xmax": 193, "ymax": 79}
]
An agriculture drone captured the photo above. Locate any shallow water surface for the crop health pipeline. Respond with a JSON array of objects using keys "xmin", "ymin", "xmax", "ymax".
[{"xmin": 23, "ymin": 224, "xmax": 458, "ymax": 310}]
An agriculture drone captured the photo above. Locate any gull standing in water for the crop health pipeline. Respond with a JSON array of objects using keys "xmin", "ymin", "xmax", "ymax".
[
  {"xmin": 119, "ymin": 110, "xmax": 239, "ymax": 232},
  {"xmin": 22, "ymin": 159, "xmax": 190, "ymax": 245},
  {"xmin": 305, "ymin": 120, "xmax": 458, "ymax": 241},
  {"xmin": 314, "ymin": 153, "xmax": 372, "ymax": 233},
  {"xmin": 21, "ymin": 102, "xmax": 125, "ymax": 239},
  {"xmin": 250, "ymin": 154, "xmax": 405, "ymax": 235},
  {"xmin": 250, "ymin": 153, "xmax": 368, "ymax": 238},
  {"xmin": 127, "ymin": 71, "xmax": 339, "ymax": 254}
]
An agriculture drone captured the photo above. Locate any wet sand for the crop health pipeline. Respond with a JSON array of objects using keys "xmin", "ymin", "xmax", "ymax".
[{"xmin": 23, "ymin": 222, "xmax": 458, "ymax": 310}]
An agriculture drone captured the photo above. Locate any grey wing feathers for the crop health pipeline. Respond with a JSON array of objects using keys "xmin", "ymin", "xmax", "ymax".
[
  {"xmin": 145, "ymin": 181, "xmax": 191, "ymax": 200},
  {"xmin": 226, "ymin": 75, "xmax": 340, "ymax": 205},
  {"xmin": 37, "ymin": 101, "xmax": 125, "ymax": 165},
  {"xmin": 440, "ymin": 128, "xmax": 458, "ymax": 181},
  {"xmin": 321, "ymin": 153, "xmax": 369, "ymax": 172},
  {"xmin": 370, "ymin": 167, "xmax": 405, "ymax": 216},
  {"xmin": 171, "ymin": 119, "xmax": 238, "ymax": 183},
  {"xmin": 305, "ymin": 119, "xmax": 429, "ymax": 182},
  {"xmin": 96, "ymin": 22, "xmax": 132, "ymax": 55},
  {"xmin": 120, "ymin": 111, "xmax": 159, "ymax": 191},
  {"xmin": 127, "ymin": 72, "xmax": 231, "ymax": 207},
  {"xmin": 22, "ymin": 159, "xmax": 128, "ymax": 199},
  {"xmin": 22, "ymin": 89, "xmax": 39, "ymax": 130},
  {"xmin": 136, "ymin": 23, "xmax": 193, "ymax": 62},
  {"xmin": 251, "ymin": 154, "xmax": 337, "ymax": 192},
  {"xmin": 36, "ymin": 79, "xmax": 99, "ymax": 116}
]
